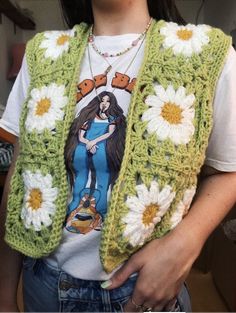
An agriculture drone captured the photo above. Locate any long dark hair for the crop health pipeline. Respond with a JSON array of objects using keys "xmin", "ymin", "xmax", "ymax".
[
  {"xmin": 60, "ymin": 0, "xmax": 185, "ymax": 28},
  {"xmin": 65, "ymin": 91, "xmax": 126, "ymax": 188}
]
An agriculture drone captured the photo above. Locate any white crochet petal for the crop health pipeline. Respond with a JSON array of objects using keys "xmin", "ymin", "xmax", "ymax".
[
  {"xmin": 145, "ymin": 96, "xmax": 163, "ymax": 109},
  {"xmin": 123, "ymin": 181, "xmax": 175, "ymax": 247},
  {"xmin": 21, "ymin": 170, "xmax": 58, "ymax": 231},
  {"xmin": 126, "ymin": 196, "xmax": 145, "ymax": 212},
  {"xmin": 161, "ymin": 22, "xmax": 211, "ymax": 57},
  {"xmin": 25, "ymin": 83, "xmax": 68, "ymax": 134},
  {"xmin": 170, "ymin": 186, "xmax": 196, "ymax": 229},
  {"xmin": 142, "ymin": 84, "xmax": 195, "ymax": 145},
  {"xmin": 40, "ymin": 29, "xmax": 75, "ymax": 60},
  {"xmin": 135, "ymin": 184, "xmax": 150, "ymax": 206},
  {"xmin": 146, "ymin": 117, "xmax": 163, "ymax": 134}
]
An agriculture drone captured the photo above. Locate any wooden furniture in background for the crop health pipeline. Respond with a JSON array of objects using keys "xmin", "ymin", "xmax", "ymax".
[
  {"xmin": 0, "ymin": 127, "xmax": 16, "ymax": 144},
  {"xmin": 0, "ymin": 0, "xmax": 35, "ymax": 30}
]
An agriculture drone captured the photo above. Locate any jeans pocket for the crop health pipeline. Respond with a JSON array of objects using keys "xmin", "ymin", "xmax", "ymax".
[{"xmin": 22, "ymin": 256, "xmax": 37, "ymax": 271}]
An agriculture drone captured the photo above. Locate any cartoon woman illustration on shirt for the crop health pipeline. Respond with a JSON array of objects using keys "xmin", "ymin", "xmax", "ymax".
[{"xmin": 65, "ymin": 91, "xmax": 126, "ymax": 234}]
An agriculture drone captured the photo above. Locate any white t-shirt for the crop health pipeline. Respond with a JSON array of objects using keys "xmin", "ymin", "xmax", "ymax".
[{"xmin": 1, "ymin": 34, "xmax": 236, "ymax": 280}]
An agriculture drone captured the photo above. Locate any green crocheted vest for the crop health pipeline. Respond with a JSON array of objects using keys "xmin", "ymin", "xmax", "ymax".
[{"xmin": 5, "ymin": 20, "xmax": 231, "ymax": 272}]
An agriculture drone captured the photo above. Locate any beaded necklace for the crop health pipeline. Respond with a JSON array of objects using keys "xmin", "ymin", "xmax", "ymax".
[
  {"xmin": 88, "ymin": 18, "xmax": 152, "ymax": 58},
  {"xmin": 87, "ymin": 30, "xmax": 146, "ymax": 101}
]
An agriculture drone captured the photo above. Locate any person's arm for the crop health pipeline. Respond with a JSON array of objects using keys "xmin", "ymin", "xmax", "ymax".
[
  {"xmin": 104, "ymin": 166, "xmax": 236, "ymax": 312},
  {"xmin": 104, "ymin": 46, "xmax": 236, "ymax": 312},
  {"xmin": 0, "ymin": 139, "xmax": 23, "ymax": 312},
  {"xmin": 78, "ymin": 128, "xmax": 89, "ymax": 144},
  {"xmin": 86, "ymin": 124, "xmax": 116, "ymax": 150}
]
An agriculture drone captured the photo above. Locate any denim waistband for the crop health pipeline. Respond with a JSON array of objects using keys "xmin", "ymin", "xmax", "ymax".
[
  {"xmin": 23, "ymin": 256, "xmax": 138, "ymax": 312},
  {"xmin": 23, "ymin": 257, "xmax": 191, "ymax": 312}
]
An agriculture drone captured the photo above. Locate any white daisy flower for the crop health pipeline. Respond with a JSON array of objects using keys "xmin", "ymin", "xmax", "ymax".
[
  {"xmin": 21, "ymin": 170, "xmax": 58, "ymax": 231},
  {"xmin": 142, "ymin": 84, "xmax": 195, "ymax": 145},
  {"xmin": 122, "ymin": 181, "xmax": 176, "ymax": 247},
  {"xmin": 25, "ymin": 83, "xmax": 68, "ymax": 133},
  {"xmin": 170, "ymin": 186, "xmax": 196, "ymax": 229},
  {"xmin": 160, "ymin": 22, "xmax": 210, "ymax": 57},
  {"xmin": 40, "ymin": 29, "xmax": 75, "ymax": 60}
]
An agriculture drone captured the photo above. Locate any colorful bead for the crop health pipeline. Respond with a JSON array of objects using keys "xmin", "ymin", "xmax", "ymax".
[
  {"xmin": 132, "ymin": 38, "xmax": 140, "ymax": 46},
  {"xmin": 88, "ymin": 35, "xmax": 94, "ymax": 43}
]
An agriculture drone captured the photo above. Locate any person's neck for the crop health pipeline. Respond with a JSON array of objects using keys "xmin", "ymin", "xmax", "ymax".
[{"xmin": 91, "ymin": 0, "xmax": 151, "ymax": 36}]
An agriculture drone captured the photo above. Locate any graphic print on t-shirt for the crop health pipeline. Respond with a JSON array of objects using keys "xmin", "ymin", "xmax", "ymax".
[
  {"xmin": 77, "ymin": 72, "xmax": 137, "ymax": 102},
  {"xmin": 65, "ymin": 71, "xmax": 136, "ymax": 235}
]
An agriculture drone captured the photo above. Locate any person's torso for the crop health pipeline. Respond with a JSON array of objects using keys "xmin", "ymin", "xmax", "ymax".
[{"xmin": 45, "ymin": 33, "xmax": 145, "ymax": 280}]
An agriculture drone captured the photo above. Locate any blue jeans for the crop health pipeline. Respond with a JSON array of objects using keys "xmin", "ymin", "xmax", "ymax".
[{"xmin": 22, "ymin": 257, "xmax": 192, "ymax": 312}]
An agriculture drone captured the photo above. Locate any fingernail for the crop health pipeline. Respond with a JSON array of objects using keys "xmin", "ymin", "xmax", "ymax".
[{"xmin": 101, "ymin": 279, "xmax": 112, "ymax": 289}]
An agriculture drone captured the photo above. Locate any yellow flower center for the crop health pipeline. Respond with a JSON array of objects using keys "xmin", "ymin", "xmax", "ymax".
[
  {"xmin": 35, "ymin": 98, "xmax": 51, "ymax": 116},
  {"xmin": 161, "ymin": 102, "xmax": 183, "ymax": 125},
  {"xmin": 142, "ymin": 203, "xmax": 159, "ymax": 226},
  {"xmin": 177, "ymin": 29, "xmax": 193, "ymax": 41},
  {"xmin": 28, "ymin": 188, "xmax": 43, "ymax": 211},
  {"xmin": 57, "ymin": 34, "xmax": 70, "ymax": 46}
]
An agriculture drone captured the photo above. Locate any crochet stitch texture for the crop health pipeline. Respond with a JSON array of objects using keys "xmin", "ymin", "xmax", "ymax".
[{"xmin": 5, "ymin": 20, "xmax": 231, "ymax": 273}]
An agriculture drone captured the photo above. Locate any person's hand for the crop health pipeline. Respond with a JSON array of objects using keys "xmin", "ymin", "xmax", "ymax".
[
  {"xmin": 86, "ymin": 140, "xmax": 97, "ymax": 151},
  {"xmin": 89, "ymin": 145, "xmax": 98, "ymax": 154},
  {"xmin": 104, "ymin": 226, "xmax": 202, "ymax": 312}
]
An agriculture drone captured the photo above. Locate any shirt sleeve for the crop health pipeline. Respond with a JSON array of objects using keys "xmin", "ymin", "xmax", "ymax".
[
  {"xmin": 205, "ymin": 46, "xmax": 236, "ymax": 172},
  {"xmin": 0, "ymin": 54, "xmax": 30, "ymax": 137}
]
